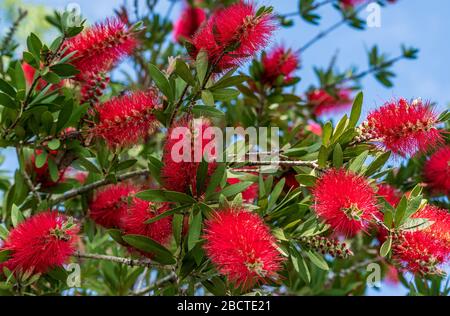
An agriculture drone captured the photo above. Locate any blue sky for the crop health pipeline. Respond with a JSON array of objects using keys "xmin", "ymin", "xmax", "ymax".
[{"xmin": 2, "ymin": 0, "xmax": 450, "ymax": 295}]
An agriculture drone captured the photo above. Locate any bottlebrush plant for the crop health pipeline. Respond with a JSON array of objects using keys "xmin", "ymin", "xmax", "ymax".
[{"xmin": 0, "ymin": 0, "xmax": 448, "ymax": 297}]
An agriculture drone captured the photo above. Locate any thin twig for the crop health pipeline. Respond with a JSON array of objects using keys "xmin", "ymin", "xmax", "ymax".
[
  {"xmin": 132, "ymin": 272, "xmax": 177, "ymax": 296},
  {"xmin": 242, "ymin": 160, "xmax": 320, "ymax": 169},
  {"xmin": 299, "ymin": 4, "xmax": 367, "ymax": 53},
  {"xmin": 74, "ymin": 251, "xmax": 171, "ymax": 269},
  {"xmin": 50, "ymin": 169, "xmax": 150, "ymax": 205}
]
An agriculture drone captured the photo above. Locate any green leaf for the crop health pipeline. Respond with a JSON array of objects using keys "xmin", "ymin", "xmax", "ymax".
[
  {"xmin": 364, "ymin": 152, "xmax": 391, "ymax": 177},
  {"xmin": 188, "ymin": 210, "xmax": 202, "ymax": 251},
  {"xmin": 56, "ymin": 101, "xmax": 74, "ymax": 132},
  {"xmin": 172, "ymin": 213, "xmax": 184, "ymax": 246},
  {"xmin": 399, "ymin": 218, "xmax": 433, "ymax": 233},
  {"xmin": 201, "ymin": 90, "xmax": 215, "ymax": 107},
  {"xmin": 27, "ymin": 33, "xmax": 43, "ymax": 58},
  {"xmin": 349, "ymin": 92, "xmax": 363, "ymax": 127},
  {"xmin": 148, "ymin": 156, "xmax": 163, "ymax": 184},
  {"xmin": 348, "ymin": 150, "xmax": 369, "ymax": 173},
  {"xmin": 295, "ymin": 174, "xmax": 317, "ymax": 187},
  {"xmin": 50, "ymin": 63, "xmax": 79, "ymax": 78},
  {"xmin": 15, "ymin": 61, "xmax": 26, "ymax": 91},
  {"xmin": 196, "ymin": 50, "xmax": 209, "ymax": 84},
  {"xmin": 191, "ymin": 105, "xmax": 225, "ymax": 118},
  {"xmin": 217, "ymin": 181, "xmax": 253, "ymax": 198},
  {"xmin": 148, "ymin": 64, "xmax": 173, "ymax": 102},
  {"xmin": 144, "ymin": 205, "xmax": 189, "ymax": 224},
  {"xmin": 0, "ymin": 92, "xmax": 17, "ymax": 109},
  {"xmin": 175, "ymin": 59, "xmax": 196, "ymax": 86},
  {"xmin": 0, "ymin": 250, "xmax": 11, "ymax": 263},
  {"xmin": 211, "ymin": 88, "xmax": 240, "ymax": 101},
  {"xmin": 11, "ymin": 204, "xmax": 25, "ymax": 228},
  {"xmin": 35, "ymin": 151, "xmax": 48, "ymax": 168},
  {"xmin": 0, "ymin": 79, "xmax": 16, "ymax": 97},
  {"xmin": 114, "ymin": 159, "xmax": 137, "ymax": 172},
  {"xmin": 305, "ymin": 250, "xmax": 329, "ymax": 271},
  {"xmin": 47, "ymin": 139, "xmax": 61, "ymax": 150},
  {"xmin": 267, "ymin": 178, "xmax": 285, "ymax": 211},
  {"xmin": 380, "ymin": 237, "xmax": 392, "ymax": 257},
  {"xmin": 322, "ymin": 122, "xmax": 333, "ymax": 146},
  {"xmin": 205, "ymin": 163, "xmax": 226, "ymax": 199},
  {"xmin": 332, "ymin": 144, "xmax": 343, "ymax": 168},
  {"xmin": 122, "ymin": 235, "xmax": 176, "ymax": 265},
  {"xmin": 136, "ymin": 190, "xmax": 197, "ymax": 205},
  {"xmin": 76, "ymin": 157, "xmax": 101, "ymax": 174},
  {"xmin": 107, "ymin": 229, "xmax": 124, "ymax": 244},
  {"xmin": 47, "ymin": 158, "xmax": 59, "ymax": 182}
]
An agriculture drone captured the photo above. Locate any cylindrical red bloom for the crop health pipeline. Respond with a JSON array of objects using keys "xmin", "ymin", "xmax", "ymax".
[
  {"xmin": 377, "ymin": 184, "xmax": 402, "ymax": 207},
  {"xmin": 261, "ymin": 46, "xmax": 299, "ymax": 86},
  {"xmin": 363, "ymin": 98, "xmax": 442, "ymax": 156},
  {"xmin": 173, "ymin": 5, "xmax": 206, "ymax": 43},
  {"xmin": 312, "ymin": 169, "xmax": 380, "ymax": 236},
  {"xmin": 203, "ymin": 208, "xmax": 283, "ymax": 289},
  {"xmin": 161, "ymin": 118, "xmax": 217, "ymax": 195},
  {"xmin": 423, "ymin": 146, "xmax": 450, "ymax": 196},
  {"xmin": 227, "ymin": 178, "xmax": 258, "ymax": 203},
  {"xmin": 64, "ymin": 18, "xmax": 138, "ymax": 79},
  {"xmin": 307, "ymin": 88, "xmax": 353, "ymax": 116},
  {"xmin": 120, "ymin": 198, "xmax": 172, "ymax": 247},
  {"xmin": 190, "ymin": 1, "xmax": 275, "ymax": 71},
  {"xmin": 89, "ymin": 183, "xmax": 138, "ymax": 229},
  {"xmin": 1, "ymin": 212, "xmax": 79, "ymax": 274},
  {"xmin": 93, "ymin": 90, "xmax": 160, "ymax": 148},
  {"xmin": 392, "ymin": 205, "xmax": 450, "ymax": 275}
]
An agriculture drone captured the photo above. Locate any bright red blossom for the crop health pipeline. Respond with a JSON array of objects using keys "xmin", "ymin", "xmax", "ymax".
[
  {"xmin": 312, "ymin": 169, "xmax": 380, "ymax": 236},
  {"xmin": 89, "ymin": 183, "xmax": 138, "ymax": 228},
  {"xmin": 227, "ymin": 178, "xmax": 258, "ymax": 203},
  {"xmin": 161, "ymin": 118, "xmax": 217, "ymax": 195},
  {"xmin": 120, "ymin": 198, "xmax": 173, "ymax": 246},
  {"xmin": 190, "ymin": 2, "xmax": 275, "ymax": 71},
  {"xmin": 1, "ymin": 212, "xmax": 79, "ymax": 274},
  {"xmin": 423, "ymin": 146, "xmax": 450, "ymax": 196},
  {"xmin": 173, "ymin": 5, "xmax": 206, "ymax": 43},
  {"xmin": 203, "ymin": 208, "xmax": 283, "ymax": 289},
  {"xmin": 364, "ymin": 98, "xmax": 442, "ymax": 156},
  {"xmin": 64, "ymin": 18, "xmax": 138, "ymax": 79},
  {"xmin": 94, "ymin": 90, "xmax": 160, "ymax": 148},
  {"xmin": 377, "ymin": 184, "xmax": 402, "ymax": 207},
  {"xmin": 261, "ymin": 46, "xmax": 299, "ymax": 86},
  {"xmin": 307, "ymin": 88, "xmax": 353, "ymax": 116},
  {"xmin": 393, "ymin": 205, "xmax": 450, "ymax": 275}
]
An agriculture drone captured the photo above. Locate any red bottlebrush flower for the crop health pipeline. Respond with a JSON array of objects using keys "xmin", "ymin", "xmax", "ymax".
[
  {"xmin": 339, "ymin": 0, "xmax": 367, "ymax": 9},
  {"xmin": 203, "ymin": 208, "xmax": 283, "ymax": 289},
  {"xmin": 363, "ymin": 98, "xmax": 442, "ymax": 156},
  {"xmin": 1, "ymin": 212, "xmax": 79, "ymax": 274},
  {"xmin": 283, "ymin": 170, "xmax": 300, "ymax": 190},
  {"xmin": 80, "ymin": 72, "xmax": 110, "ymax": 105},
  {"xmin": 161, "ymin": 118, "xmax": 217, "ymax": 195},
  {"xmin": 306, "ymin": 121, "xmax": 323, "ymax": 136},
  {"xmin": 307, "ymin": 88, "xmax": 353, "ymax": 116},
  {"xmin": 27, "ymin": 150, "xmax": 65, "ymax": 188},
  {"xmin": 261, "ymin": 46, "xmax": 299, "ymax": 86},
  {"xmin": 94, "ymin": 90, "xmax": 160, "ymax": 148},
  {"xmin": 385, "ymin": 265, "xmax": 400, "ymax": 285},
  {"xmin": 227, "ymin": 178, "xmax": 258, "ymax": 203},
  {"xmin": 174, "ymin": 5, "xmax": 206, "ymax": 43},
  {"xmin": 413, "ymin": 205, "xmax": 450, "ymax": 248},
  {"xmin": 190, "ymin": 2, "xmax": 275, "ymax": 71},
  {"xmin": 64, "ymin": 18, "xmax": 138, "ymax": 79},
  {"xmin": 89, "ymin": 183, "xmax": 138, "ymax": 229},
  {"xmin": 120, "ymin": 198, "xmax": 172, "ymax": 247},
  {"xmin": 392, "ymin": 205, "xmax": 450, "ymax": 275},
  {"xmin": 377, "ymin": 184, "xmax": 402, "ymax": 207},
  {"xmin": 312, "ymin": 169, "xmax": 380, "ymax": 236},
  {"xmin": 423, "ymin": 146, "xmax": 450, "ymax": 196},
  {"xmin": 22, "ymin": 62, "xmax": 48, "ymax": 90}
]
